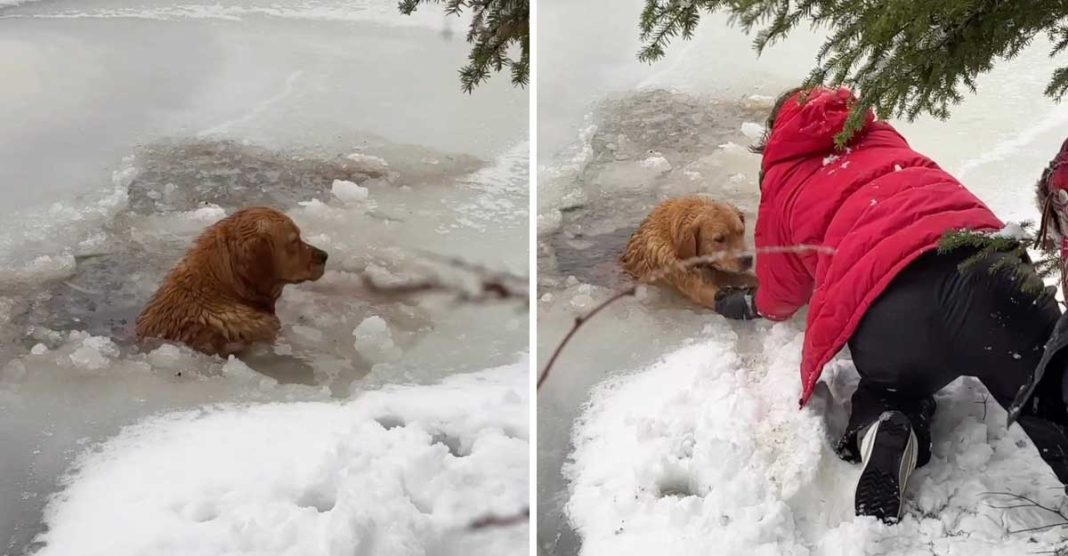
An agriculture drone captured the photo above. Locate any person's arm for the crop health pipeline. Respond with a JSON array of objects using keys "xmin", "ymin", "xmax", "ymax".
[
  {"xmin": 753, "ymin": 216, "xmax": 815, "ymax": 321},
  {"xmin": 754, "ymin": 253, "xmax": 813, "ymax": 321}
]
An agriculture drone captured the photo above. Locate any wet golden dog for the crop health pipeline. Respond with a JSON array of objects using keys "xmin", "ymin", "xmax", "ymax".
[
  {"xmin": 621, "ymin": 196, "xmax": 757, "ymax": 309},
  {"xmin": 136, "ymin": 207, "xmax": 328, "ymax": 356}
]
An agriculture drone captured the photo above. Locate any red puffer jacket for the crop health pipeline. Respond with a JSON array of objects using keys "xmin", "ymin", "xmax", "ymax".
[{"xmin": 754, "ymin": 88, "xmax": 1003, "ymax": 406}]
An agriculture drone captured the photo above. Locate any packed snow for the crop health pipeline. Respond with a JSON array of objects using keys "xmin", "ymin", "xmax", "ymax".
[
  {"xmin": 32, "ymin": 361, "xmax": 528, "ymax": 556},
  {"xmin": 565, "ymin": 326, "xmax": 1067, "ymax": 555},
  {"xmin": 537, "ymin": 0, "xmax": 1068, "ymax": 554},
  {"xmin": 0, "ymin": 0, "xmax": 528, "ymax": 553}
]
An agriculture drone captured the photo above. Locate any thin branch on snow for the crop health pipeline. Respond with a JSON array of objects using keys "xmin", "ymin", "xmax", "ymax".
[
  {"xmin": 983, "ymin": 491, "xmax": 1068, "ymax": 534},
  {"xmin": 537, "ymin": 244, "xmax": 835, "ymax": 391}
]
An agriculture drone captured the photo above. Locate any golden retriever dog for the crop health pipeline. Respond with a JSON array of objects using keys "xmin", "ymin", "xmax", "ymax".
[
  {"xmin": 621, "ymin": 196, "xmax": 756, "ymax": 309},
  {"xmin": 136, "ymin": 206, "xmax": 328, "ymax": 356}
]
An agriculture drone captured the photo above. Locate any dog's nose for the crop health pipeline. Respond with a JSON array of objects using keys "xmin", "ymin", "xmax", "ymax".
[
  {"xmin": 313, "ymin": 247, "xmax": 328, "ymax": 264},
  {"xmin": 738, "ymin": 255, "xmax": 754, "ymax": 270}
]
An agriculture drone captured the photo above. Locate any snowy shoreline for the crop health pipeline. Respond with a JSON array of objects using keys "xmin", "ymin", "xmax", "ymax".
[{"xmin": 32, "ymin": 359, "xmax": 529, "ymax": 556}]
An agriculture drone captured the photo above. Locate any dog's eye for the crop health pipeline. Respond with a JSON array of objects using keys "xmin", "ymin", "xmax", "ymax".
[{"xmin": 713, "ymin": 234, "xmax": 726, "ymax": 243}]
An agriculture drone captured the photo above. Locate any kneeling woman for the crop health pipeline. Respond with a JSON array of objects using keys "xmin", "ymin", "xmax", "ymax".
[{"xmin": 717, "ymin": 87, "xmax": 1068, "ymax": 523}]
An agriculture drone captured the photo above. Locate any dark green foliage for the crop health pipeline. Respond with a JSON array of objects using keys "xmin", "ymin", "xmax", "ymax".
[
  {"xmin": 638, "ymin": 0, "xmax": 1068, "ymax": 146},
  {"xmin": 938, "ymin": 223, "xmax": 1060, "ymax": 296},
  {"xmin": 399, "ymin": 0, "xmax": 529, "ymax": 93}
]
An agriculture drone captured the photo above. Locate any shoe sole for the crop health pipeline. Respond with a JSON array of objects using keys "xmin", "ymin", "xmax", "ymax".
[{"xmin": 855, "ymin": 411, "xmax": 917, "ymax": 523}]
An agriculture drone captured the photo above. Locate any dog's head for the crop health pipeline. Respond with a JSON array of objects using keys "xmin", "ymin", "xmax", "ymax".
[
  {"xmin": 675, "ymin": 202, "xmax": 752, "ymax": 273},
  {"xmin": 208, "ymin": 207, "xmax": 328, "ymax": 299}
]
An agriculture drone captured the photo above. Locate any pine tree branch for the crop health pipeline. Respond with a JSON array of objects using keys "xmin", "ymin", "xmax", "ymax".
[
  {"xmin": 938, "ymin": 223, "xmax": 1064, "ymax": 300},
  {"xmin": 638, "ymin": 0, "xmax": 1068, "ymax": 143},
  {"xmin": 399, "ymin": 0, "xmax": 529, "ymax": 92}
]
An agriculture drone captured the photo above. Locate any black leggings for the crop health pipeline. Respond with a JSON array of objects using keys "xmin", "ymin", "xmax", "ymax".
[{"xmin": 835, "ymin": 248, "xmax": 1066, "ymax": 476}]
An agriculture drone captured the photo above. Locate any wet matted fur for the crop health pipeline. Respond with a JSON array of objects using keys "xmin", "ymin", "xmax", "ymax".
[
  {"xmin": 621, "ymin": 196, "xmax": 757, "ymax": 309},
  {"xmin": 136, "ymin": 206, "xmax": 328, "ymax": 355}
]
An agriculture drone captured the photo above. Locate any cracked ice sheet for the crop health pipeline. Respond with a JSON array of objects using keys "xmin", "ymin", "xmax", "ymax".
[
  {"xmin": 565, "ymin": 322, "xmax": 1067, "ymax": 555},
  {"xmin": 33, "ymin": 359, "xmax": 529, "ymax": 556}
]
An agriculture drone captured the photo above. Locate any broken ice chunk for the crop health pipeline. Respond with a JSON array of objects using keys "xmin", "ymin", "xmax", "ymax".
[
  {"xmin": 639, "ymin": 155, "xmax": 672, "ymax": 174},
  {"xmin": 740, "ymin": 122, "xmax": 764, "ymax": 139},
  {"xmin": 331, "ymin": 179, "xmax": 369, "ymax": 204},
  {"xmin": 352, "ymin": 316, "xmax": 401, "ymax": 363},
  {"xmin": 345, "ymin": 153, "xmax": 390, "ymax": 174},
  {"xmin": 69, "ymin": 336, "xmax": 119, "ymax": 371}
]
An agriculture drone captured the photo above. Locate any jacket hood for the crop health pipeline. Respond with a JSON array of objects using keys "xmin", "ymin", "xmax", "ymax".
[{"xmin": 761, "ymin": 87, "xmax": 875, "ymax": 175}]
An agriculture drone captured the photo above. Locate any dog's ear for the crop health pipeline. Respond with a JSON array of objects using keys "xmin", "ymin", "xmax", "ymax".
[
  {"xmin": 734, "ymin": 207, "xmax": 746, "ymax": 226},
  {"xmin": 676, "ymin": 218, "xmax": 701, "ymax": 260},
  {"xmin": 233, "ymin": 231, "xmax": 276, "ymax": 293}
]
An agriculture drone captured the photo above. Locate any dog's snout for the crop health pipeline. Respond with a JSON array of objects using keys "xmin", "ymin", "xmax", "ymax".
[
  {"xmin": 312, "ymin": 247, "xmax": 328, "ymax": 264},
  {"xmin": 738, "ymin": 255, "xmax": 754, "ymax": 270}
]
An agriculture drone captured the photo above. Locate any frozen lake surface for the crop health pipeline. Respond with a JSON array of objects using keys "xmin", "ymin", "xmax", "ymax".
[
  {"xmin": 537, "ymin": 1, "xmax": 1068, "ymax": 554},
  {"xmin": 0, "ymin": 1, "xmax": 528, "ymax": 554}
]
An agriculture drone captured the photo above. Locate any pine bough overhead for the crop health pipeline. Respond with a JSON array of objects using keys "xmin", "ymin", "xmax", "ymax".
[
  {"xmin": 638, "ymin": 0, "xmax": 1068, "ymax": 145},
  {"xmin": 399, "ymin": 0, "xmax": 529, "ymax": 93}
]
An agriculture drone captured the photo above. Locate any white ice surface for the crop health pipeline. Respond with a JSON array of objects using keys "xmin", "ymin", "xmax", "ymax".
[{"xmin": 34, "ymin": 360, "xmax": 529, "ymax": 556}]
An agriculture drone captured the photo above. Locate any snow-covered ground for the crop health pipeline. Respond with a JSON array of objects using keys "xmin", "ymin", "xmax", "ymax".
[
  {"xmin": 33, "ymin": 361, "xmax": 528, "ymax": 556},
  {"xmin": 0, "ymin": 1, "xmax": 528, "ymax": 554},
  {"xmin": 537, "ymin": 1, "xmax": 1068, "ymax": 554}
]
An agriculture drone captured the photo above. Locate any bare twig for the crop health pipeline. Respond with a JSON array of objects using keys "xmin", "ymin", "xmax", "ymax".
[
  {"xmin": 983, "ymin": 491, "xmax": 1068, "ymax": 534},
  {"xmin": 537, "ymin": 286, "xmax": 638, "ymax": 390},
  {"xmin": 537, "ymin": 244, "xmax": 834, "ymax": 391}
]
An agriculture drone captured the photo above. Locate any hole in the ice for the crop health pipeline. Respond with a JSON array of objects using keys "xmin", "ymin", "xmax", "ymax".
[
  {"xmin": 430, "ymin": 432, "xmax": 465, "ymax": 457},
  {"xmin": 298, "ymin": 490, "xmax": 336, "ymax": 513},
  {"xmin": 375, "ymin": 416, "xmax": 405, "ymax": 430},
  {"xmin": 187, "ymin": 501, "xmax": 218, "ymax": 522},
  {"xmin": 655, "ymin": 472, "xmax": 696, "ymax": 498}
]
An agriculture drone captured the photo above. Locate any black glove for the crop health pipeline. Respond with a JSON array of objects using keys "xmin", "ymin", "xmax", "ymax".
[{"xmin": 714, "ymin": 286, "xmax": 760, "ymax": 320}]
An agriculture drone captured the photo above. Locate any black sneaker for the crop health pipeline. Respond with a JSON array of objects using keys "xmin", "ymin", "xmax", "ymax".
[{"xmin": 855, "ymin": 410, "xmax": 918, "ymax": 523}]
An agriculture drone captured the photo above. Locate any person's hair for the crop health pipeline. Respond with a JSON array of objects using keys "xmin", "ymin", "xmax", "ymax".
[
  {"xmin": 751, "ymin": 86, "xmax": 806, "ymax": 187},
  {"xmin": 1036, "ymin": 160, "xmax": 1065, "ymax": 246},
  {"xmin": 748, "ymin": 86, "xmax": 806, "ymax": 155}
]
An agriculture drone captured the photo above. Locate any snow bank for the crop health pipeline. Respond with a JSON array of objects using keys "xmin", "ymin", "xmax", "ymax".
[
  {"xmin": 565, "ymin": 324, "xmax": 1067, "ymax": 555},
  {"xmin": 34, "ymin": 359, "xmax": 529, "ymax": 556}
]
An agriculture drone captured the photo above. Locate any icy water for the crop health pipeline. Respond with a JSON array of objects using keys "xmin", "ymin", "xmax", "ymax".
[
  {"xmin": 0, "ymin": 1, "xmax": 527, "ymax": 553},
  {"xmin": 537, "ymin": 2, "xmax": 1068, "ymax": 554}
]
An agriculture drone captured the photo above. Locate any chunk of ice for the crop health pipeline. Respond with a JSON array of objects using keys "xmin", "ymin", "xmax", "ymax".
[
  {"xmin": 353, "ymin": 315, "xmax": 401, "ymax": 363},
  {"xmin": 740, "ymin": 122, "xmax": 764, "ymax": 139},
  {"xmin": 331, "ymin": 179, "xmax": 369, "ymax": 204}
]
